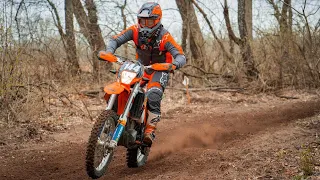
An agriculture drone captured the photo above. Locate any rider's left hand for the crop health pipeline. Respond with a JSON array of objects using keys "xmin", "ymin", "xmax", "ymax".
[
  {"xmin": 167, "ymin": 64, "xmax": 176, "ymax": 73},
  {"xmin": 172, "ymin": 61, "xmax": 180, "ymax": 70}
]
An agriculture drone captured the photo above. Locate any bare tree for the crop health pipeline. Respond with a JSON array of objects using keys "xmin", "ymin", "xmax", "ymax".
[
  {"xmin": 224, "ymin": 0, "xmax": 259, "ymax": 79},
  {"xmin": 292, "ymin": 1, "xmax": 320, "ymax": 84},
  {"xmin": 175, "ymin": 0, "xmax": 190, "ymax": 61},
  {"xmin": 267, "ymin": 0, "xmax": 292, "ymax": 87},
  {"xmin": 244, "ymin": 0, "xmax": 252, "ymax": 39},
  {"xmin": 14, "ymin": 0, "xmax": 24, "ymax": 44},
  {"xmin": 190, "ymin": 0, "xmax": 233, "ymax": 62},
  {"xmin": 267, "ymin": 0, "xmax": 292, "ymax": 34},
  {"xmin": 46, "ymin": 0, "xmax": 79, "ymax": 75},
  {"xmin": 175, "ymin": 0, "xmax": 206, "ymax": 67},
  {"xmin": 72, "ymin": 0, "xmax": 108, "ymax": 77},
  {"xmin": 65, "ymin": 0, "xmax": 78, "ymax": 74}
]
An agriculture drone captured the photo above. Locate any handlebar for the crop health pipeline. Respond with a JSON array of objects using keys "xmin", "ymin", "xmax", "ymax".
[{"xmin": 98, "ymin": 51, "xmax": 176, "ymax": 71}]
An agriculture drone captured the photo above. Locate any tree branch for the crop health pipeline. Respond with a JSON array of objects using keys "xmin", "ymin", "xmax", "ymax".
[
  {"xmin": 14, "ymin": 0, "xmax": 24, "ymax": 44},
  {"xmin": 266, "ymin": 0, "xmax": 281, "ymax": 23},
  {"xmin": 179, "ymin": 69, "xmax": 233, "ymax": 79},
  {"xmin": 189, "ymin": 0, "xmax": 234, "ymax": 61},
  {"xmin": 46, "ymin": 0, "xmax": 66, "ymax": 40},
  {"xmin": 223, "ymin": 0, "xmax": 242, "ymax": 45},
  {"xmin": 72, "ymin": 0, "xmax": 92, "ymax": 46}
]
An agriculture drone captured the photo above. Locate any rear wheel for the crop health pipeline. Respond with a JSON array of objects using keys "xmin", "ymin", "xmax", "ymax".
[
  {"xmin": 126, "ymin": 146, "xmax": 149, "ymax": 167},
  {"xmin": 86, "ymin": 110, "xmax": 117, "ymax": 179}
]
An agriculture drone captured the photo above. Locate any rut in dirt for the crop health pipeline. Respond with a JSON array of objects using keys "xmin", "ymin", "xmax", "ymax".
[
  {"xmin": 149, "ymin": 100, "xmax": 320, "ymax": 160},
  {"xmin": 1, "ymin": 100, "xmax": 319, "ymax": 180},
  {"xmin": 103, "ymin": 100, "xmax": 320, "ymax": 179}
]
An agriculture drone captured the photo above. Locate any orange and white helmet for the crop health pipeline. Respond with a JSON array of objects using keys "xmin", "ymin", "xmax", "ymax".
[{"xmin": 137, "ymin": 2, "xmax": 162, "ymax": 38}]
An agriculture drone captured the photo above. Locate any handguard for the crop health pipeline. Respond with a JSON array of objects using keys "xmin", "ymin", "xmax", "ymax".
[
  {"xmin": 98, "ymin": 51, "xmax": 117, "ymax": 62},
  {"xmin": 150, "ymin": 63, "xmax": 176, "ymax": 71}
]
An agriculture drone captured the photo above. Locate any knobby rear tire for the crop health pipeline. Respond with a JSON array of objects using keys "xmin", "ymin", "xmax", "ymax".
[
  {"xmin": 86, "ymin": 110, "xmax": 117, "ymax": 179},
  {"xmin": 126, "ymin": 147, "xmax": 149, "ymax": 168}
]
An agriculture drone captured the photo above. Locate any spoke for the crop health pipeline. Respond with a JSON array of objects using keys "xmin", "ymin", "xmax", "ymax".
[
  {"xmin": 137, "ymin": 148, "xmax": 144, "ymax": 162},
  {"xmin": 96, "ymin": 153, "xmax": 111, "ymax": 171},
  {"xmin": 97, "ymin": 137, "xmax": 105, "ymax": 145},
  {"xmin": 94, "ymin": 118, "xmax": 114, "ymax": 171}
]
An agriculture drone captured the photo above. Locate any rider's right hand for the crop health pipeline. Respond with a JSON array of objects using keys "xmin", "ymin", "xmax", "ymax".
[{"xmin": 97, "ymin": 51, "xmax": 117, "ymax": 62}]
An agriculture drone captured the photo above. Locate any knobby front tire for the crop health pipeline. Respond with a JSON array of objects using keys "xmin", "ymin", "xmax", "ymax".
[{"xmin": 86, "ymin": 110, "xmax": 117, "ymax": 179}]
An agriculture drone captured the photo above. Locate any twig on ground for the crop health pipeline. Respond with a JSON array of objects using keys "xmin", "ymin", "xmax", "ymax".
[
  {"xmin": 275, "ymin": 94, "xmax": 299, "ymax": 99},
  {"xmin": 179, "ymin": 69, "xmax": 234, "ymax": 79},
  {"xmin": 166, "ymin": 87, "xmax": 244, "ymax": 93},
  {"xmin": 80, "ymin": 90, "xmax": 101, "ymax": 98}
]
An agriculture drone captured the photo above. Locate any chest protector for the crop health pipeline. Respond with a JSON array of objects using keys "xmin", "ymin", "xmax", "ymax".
[{"xmin": 132, "ymin": 26, "xmax": 173, "ymax": 65}]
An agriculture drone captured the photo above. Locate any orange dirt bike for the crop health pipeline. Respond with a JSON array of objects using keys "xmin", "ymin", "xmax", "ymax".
[{"xmin": 85, "ymin": 51, "xmax": 176, "ymax": 179}]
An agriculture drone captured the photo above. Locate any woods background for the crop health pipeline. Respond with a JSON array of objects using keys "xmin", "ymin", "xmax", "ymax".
[{"xmin": 1, "ymin": 0, "xmax": 320, "ymax": 125}]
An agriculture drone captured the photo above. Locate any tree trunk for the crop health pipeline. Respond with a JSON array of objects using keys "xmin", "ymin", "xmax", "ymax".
[
  {"xmin": 176, "ymin": 0, "xmax": 206, "ymax": 67},
  {"xmin": 245, "ymin": 0, "xmax": 252, "ymax": 39},
  {"xmin": 181, "ymin": 14, "xmax": 188, "ymax": 53},
  {"xmin": 191, "ymin": 0, "xmax": 234, "ymax": 63},
  {"xmin": 267, "ymin": 0, "xmax": 292, "ymax": 34},
  {"xmin": 279, "ymin": 0, "xmax": 291, "ymax": 88},
  {"xmin": 47, "ymin": 0, "xmax": 80, "ymax": 75},
  {"xmin": 238, "ymin": 0, "xmax": 259, "ymax": 78},
  {"xmin": 72, "ymin": 0, "xmax": 107, "ymax": 77},
  {"xmin": 288, "ymin": 0, "xmax": 293, "ymax": 33},
  {"xmin": 65, "ymin": 0, "xmax": 79, "ymax": 74},
  {"xmin": 267, "ymin": 0, "xmax": 292, "ymax": 87},
  {"xmin": 176, "ymin": 0, "xmax": 189, "ymax": 54},
  {"xmin": 280, "ymin": 0, "xmax": 290, "ymax": 32}
]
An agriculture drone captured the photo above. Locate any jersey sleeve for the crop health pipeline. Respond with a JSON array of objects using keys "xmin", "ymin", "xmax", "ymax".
[
  {"xmin": 162, "ymin": 33, "xmax": 186, "ymax": 69},
  {"xmin": 106, "ymin": 25, "xmax": 138, "ymax": 54}
]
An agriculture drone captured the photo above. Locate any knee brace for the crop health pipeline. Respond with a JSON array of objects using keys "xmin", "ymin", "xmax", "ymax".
[{"xmin": 147, "ymin": 87, "xmax": 163, "ymax": 114}]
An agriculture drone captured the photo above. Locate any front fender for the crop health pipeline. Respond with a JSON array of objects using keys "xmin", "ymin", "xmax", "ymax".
[
  {"xmin": 104, "ymin": 82, "xmax": 124, "ymax": 94},
  {"xmin": 104, "ymin": 82, "xmax": 130, "ymax": 94}
]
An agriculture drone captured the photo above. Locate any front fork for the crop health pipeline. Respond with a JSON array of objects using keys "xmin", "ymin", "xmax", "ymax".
[{"xmin": 107, "ymin": 83, "xmax": 140, "ymax": 149}]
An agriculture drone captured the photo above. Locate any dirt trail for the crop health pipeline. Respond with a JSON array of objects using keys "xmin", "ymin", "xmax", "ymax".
[{"xmin": 0, "ymin": 99, "xmax": 320, "ymax": 180}]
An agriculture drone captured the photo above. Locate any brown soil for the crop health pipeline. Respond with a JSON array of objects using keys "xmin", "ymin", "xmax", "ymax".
[{"xmin": 0, "ymin": 91, "xmax": 320, "ymax": 180}]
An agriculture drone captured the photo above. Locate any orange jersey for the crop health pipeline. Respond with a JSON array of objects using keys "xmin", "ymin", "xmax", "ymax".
[{"xmin": 106, "ymin": 25, "xmax": 186, "ymax": 69}]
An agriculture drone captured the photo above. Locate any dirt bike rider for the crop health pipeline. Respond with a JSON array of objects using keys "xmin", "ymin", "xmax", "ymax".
[{"xmin": 103, "ymin": 2, "xmax": 186, "ymax": 145}]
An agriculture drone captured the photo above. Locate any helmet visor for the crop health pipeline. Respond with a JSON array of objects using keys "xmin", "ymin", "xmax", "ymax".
[{"xmin": 138, "ymin": 18, "xmax": 157, "ymax": 28}]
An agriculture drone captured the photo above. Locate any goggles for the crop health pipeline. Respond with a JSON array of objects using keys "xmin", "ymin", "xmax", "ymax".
[{"xmin": 138, "ymin": 18, "xmax": 158, "ymax": 28}]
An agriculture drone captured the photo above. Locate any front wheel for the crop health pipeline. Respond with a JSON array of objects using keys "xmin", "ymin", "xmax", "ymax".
[{"xmin": 86, "ymin": 110, "xmax": 117, "ymax": 179}]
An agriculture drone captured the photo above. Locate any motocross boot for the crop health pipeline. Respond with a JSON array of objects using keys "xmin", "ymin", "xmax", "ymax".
[{"xmin": 143, "ymin": 111, "xmax": 160, "ymax": 145}]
